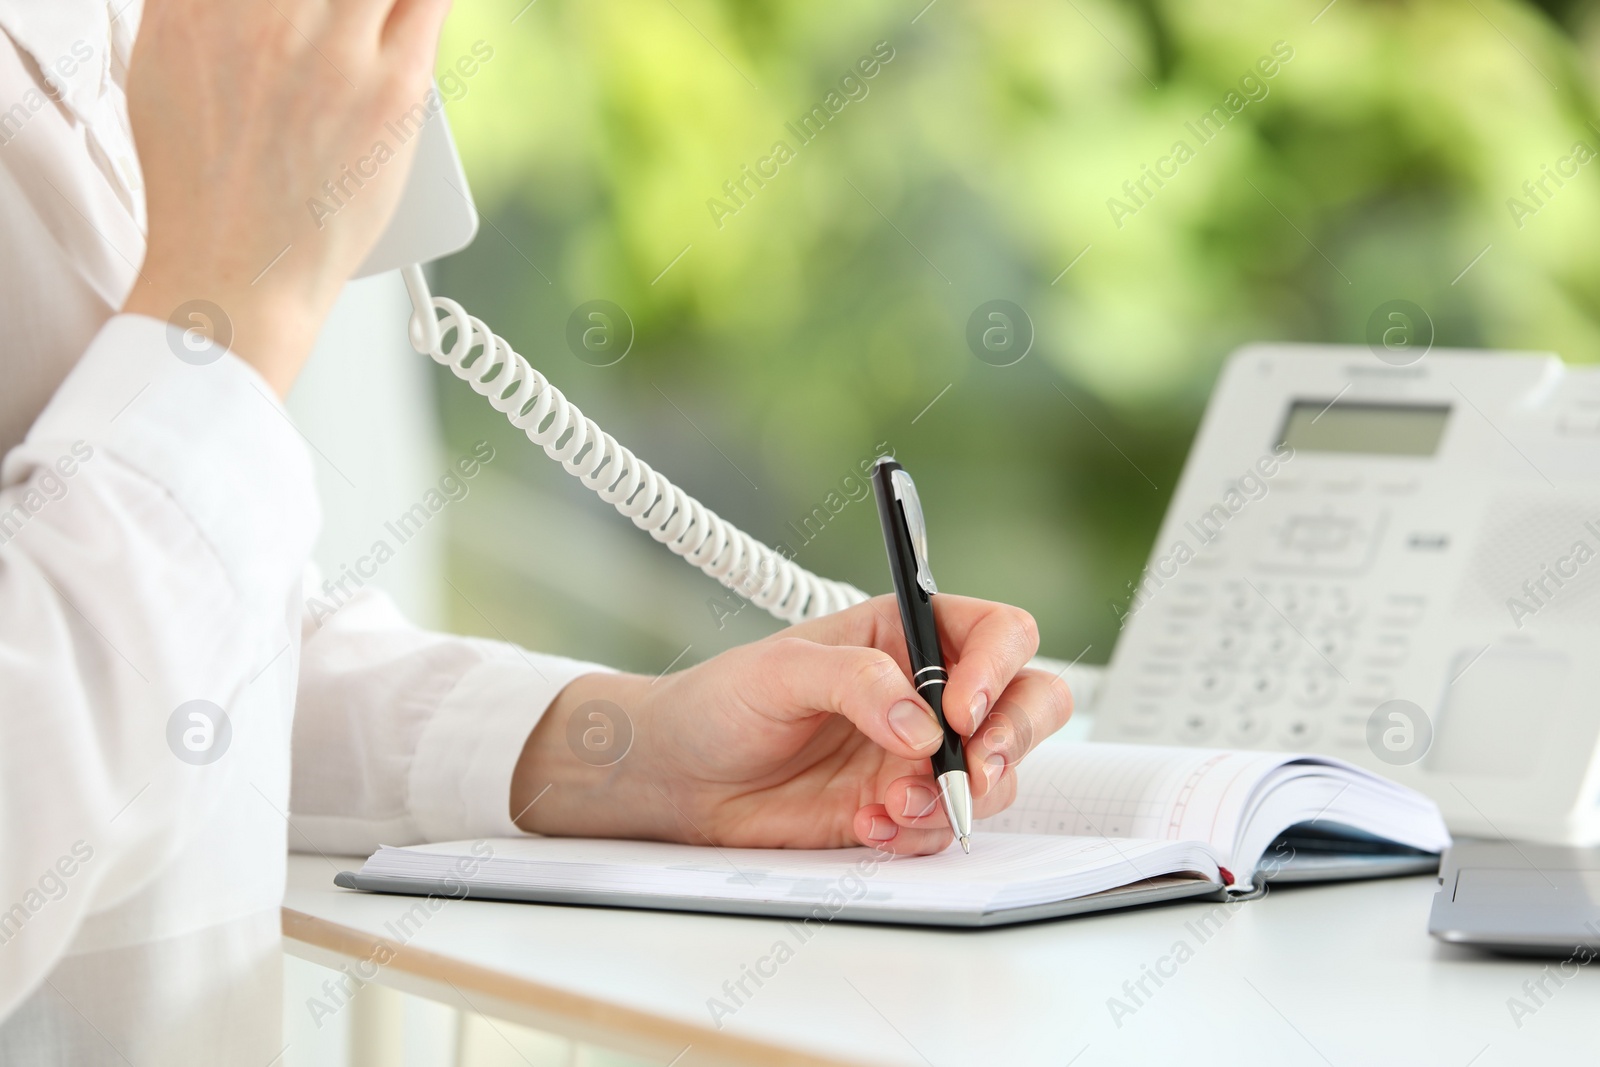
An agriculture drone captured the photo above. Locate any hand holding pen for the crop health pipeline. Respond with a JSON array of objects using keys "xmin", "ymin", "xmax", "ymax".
[{"xmin": 513, "ymin": 460, "xmax": 1073, "ymax": 855}]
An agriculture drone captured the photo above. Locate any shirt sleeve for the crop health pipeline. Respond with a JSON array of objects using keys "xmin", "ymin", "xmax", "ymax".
[
  {"xmin": 288, "ymin": 578, "xmax": 612, "ymax": 854},
  {"xmin": 0, "ymin": 314, "xmax": 318, "ymax": 1019}
]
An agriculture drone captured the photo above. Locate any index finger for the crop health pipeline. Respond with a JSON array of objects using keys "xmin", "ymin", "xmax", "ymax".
[
  {"xmin": 781, "ymin": 594, "xmax": 1040, "ymax": 736},
  {"xmin": 933, "ymin": 595, "xmax": 1040, "ymax": 736}
]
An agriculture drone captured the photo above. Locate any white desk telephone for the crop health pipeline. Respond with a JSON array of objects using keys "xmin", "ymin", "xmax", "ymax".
[
  {"xmin": 1091, "ymin": 344, "xmax": 1600, "ymax": 845},
  {"xmin": 376, "ymin": 102, "xmax": 1600, "ymax": 845}
]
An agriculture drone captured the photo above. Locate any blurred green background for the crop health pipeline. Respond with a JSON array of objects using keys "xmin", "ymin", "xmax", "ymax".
[{"xmin": 425, "ymin": 0, "xmax": 1600, "ymax": 676}]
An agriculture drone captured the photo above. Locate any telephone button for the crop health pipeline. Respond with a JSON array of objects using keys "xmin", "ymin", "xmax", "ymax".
[
  {"xmin": 1284, "ymin": 514, "xmax": 1354, "ymax": 552},
  {"xmin": 1324, "ymin": 587, "xmax": 1363, "ymax": 623},
  {"xmin": 1220, "ymin": 582, "xmax": 1263, "ymax": 619},
  {"xmin": 1189, "ymin": 665, "xmax": 1234, "ymax": 703},
  {"xmin": 1335, "ymin": 715, "xmax": 1373, "ymax": 752},
  {"xmin": 1368, "ymin": 634, "xmax": 1411, "ymax": 667},
  {"xmin": 1148, "ymin": 623, "xmax": 1196, "ymax": 659},
  {"xmin": 1150, "ymin": 640, "xmax": 1193, "ymax": 661},
  {"xmin": 1379, "ymin": 594, "xmax": 1427, "ymax": 628},
  {"xmin": 1258, "ymin": 507, "xmax": 1385, "ymax": 574},
  {"xmin": 1354, "ymin": 676, "xmax": 1396, "ymax": 705},
  {"xmin": 1291, "ymin": 669, "xmax": 1338, "ymax": 708},
  {"xmin": 1138, "ymin": 660, "xmax": 1183, "ymax": 680},
  {"xmin": 1168, "ymin": 583, "xmax": 1211, "ymax": 616},
  {"xmin": 1134, "ymin": 666, "xmax": 1180, "ymax": 698},
  {"xmin": 1241, "ymin": 669, "xmax": 1286, "ymax": 706},
  {"xmin": 1208, "ymin": 624, "xmax": 1252, "ymax": 661},
  {"xmin": 1278, "ymin": 715, "xmax": 1321, "ymax": 748},
  {"xmin": 1117, "ymin": 707, "xmax": 1164, "ymax": 737},
  {"xmin": 1557, "ymin": 410, "xmax": 1600, "ymax": 436},
  {"xmin": 1275, "ymin": 584, "xmax": 1316, "ymax": 621},
  {"xmin": 1309, "ymin": 628, "xmax": 1353, "ymax": 666},
  {"xmin": 1259, "ymin": 627, "xmax": 1299, "ymax": 662},
  {"xmin": 1174, "ymin": 710, "xmax": 1218, "ymax": 744},
  {"xmin": 1226, "ymin": 709, "xmax": 1270, "ymax": 746}
]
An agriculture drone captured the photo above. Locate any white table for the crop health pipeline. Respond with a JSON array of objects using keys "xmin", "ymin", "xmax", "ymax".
[
  {"xmin": 282, "ymin": 676, "xmax": 1595, "ymax": 1067},
  {"xmin": 283, "ymin": 849, "xmax": 1597, "ymax": 1067}
]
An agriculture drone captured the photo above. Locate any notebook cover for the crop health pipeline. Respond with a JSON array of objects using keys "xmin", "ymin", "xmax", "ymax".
[{"xmin": 331, "ymin": 869, "xmax": 1223, "ymax": 928}]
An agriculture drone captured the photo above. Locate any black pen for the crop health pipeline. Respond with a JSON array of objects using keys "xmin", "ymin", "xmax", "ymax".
[{"xmin": 870, "ymin": 457, "xmax": 973, "ymax": 853}]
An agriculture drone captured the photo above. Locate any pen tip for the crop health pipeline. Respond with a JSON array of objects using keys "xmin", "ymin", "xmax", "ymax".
[{"xmin": 959, "ymin": 835, "xmax": 971, "ymax": 855}]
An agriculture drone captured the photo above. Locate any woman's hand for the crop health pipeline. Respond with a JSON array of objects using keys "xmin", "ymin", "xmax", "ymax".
[
  {"xmin": 510, "ymin": 595, "xmax": 1073, "ymax": 855},
  {"xmin": 122, "ymin": 0, "xmax": 452, "ymax": 394}
]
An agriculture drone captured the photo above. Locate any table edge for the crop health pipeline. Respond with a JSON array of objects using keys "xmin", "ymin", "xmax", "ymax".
[{"xmin": 280, "ymin": 905, "xmax": 869, "ymax": 1067}]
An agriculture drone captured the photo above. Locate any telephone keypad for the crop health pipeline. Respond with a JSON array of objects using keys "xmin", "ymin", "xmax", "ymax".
[{"xmin": 1128, "ymin": 580, "xmax": 1427, "ymax": 751}]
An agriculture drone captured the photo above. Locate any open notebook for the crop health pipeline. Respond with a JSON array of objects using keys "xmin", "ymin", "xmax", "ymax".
[{"xmin": 335, "ymin": 743, "xmax": 1450, "ymax": 927}]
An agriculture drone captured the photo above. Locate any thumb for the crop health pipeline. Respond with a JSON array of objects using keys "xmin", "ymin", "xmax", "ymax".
[{"xmin": 743, "ymin": 638, "xmax": 946, "ymax": 762}]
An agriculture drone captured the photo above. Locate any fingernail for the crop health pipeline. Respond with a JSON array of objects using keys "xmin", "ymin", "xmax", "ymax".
[
  {"xmin": 970, "ymin": 690, "xmax": 990, "ymax": 729},
  {"xmin": 983, "ymin": 752, "xmax": 1006, "ymax": 790},
  {"xmin": 903, "ymin": 784, "xmax": 940, "ymax": 819},
  {"xmin": 888, "ymin": 700, "xmax": 943, "ymax": 751},
  {"xmin": 866, "ymin": 815, "xmax": 898, "ymax": 842}
]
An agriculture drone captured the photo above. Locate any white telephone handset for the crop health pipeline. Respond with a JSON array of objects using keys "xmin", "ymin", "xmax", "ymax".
[{"xmin": 357, "ymin": 104, "xmax": 866, "ymax": 624}]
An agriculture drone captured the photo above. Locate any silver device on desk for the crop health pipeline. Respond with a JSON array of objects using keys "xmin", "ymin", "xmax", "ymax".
[
  {"xmin": 1429, "ymin": 839, "xmax": 1600, "ymax": 955},
  {"xmin": 1091, "ymin": 344, "xmax": 1600, "ymax": 847}
]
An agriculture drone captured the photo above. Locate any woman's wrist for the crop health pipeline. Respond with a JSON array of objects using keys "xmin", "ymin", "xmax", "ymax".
[
  {"xmin": 122, "ymin": 269, "xmax": 327, "ymax": 396},
  {"xmin": 510, "ymin": 671, "xmax": 684, "ymax": 841}
]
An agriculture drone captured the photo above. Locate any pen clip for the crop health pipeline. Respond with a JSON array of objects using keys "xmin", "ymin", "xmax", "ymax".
[{"xmin": 889, "ymin": 468, "xmax": 938, "ymax": 596}]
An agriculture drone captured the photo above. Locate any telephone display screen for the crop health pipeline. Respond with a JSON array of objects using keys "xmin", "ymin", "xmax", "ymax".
[{"xmin": 1278, "ymin": 401, "xmax": 1451, "ymax": 456}]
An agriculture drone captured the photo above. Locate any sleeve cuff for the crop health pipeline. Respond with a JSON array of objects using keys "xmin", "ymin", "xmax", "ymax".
[
  {"xmin": 408, "ymin": 652, "xmax": 613, "ymax": 841},
  {"xmin": 18, "ymin": 313, "xmax": 320, "ymax": 589}
]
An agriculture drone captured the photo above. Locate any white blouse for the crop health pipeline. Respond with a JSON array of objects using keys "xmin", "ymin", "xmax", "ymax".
[{"xmin": 0, "ymin": 3, "xmax": 604, "ymax": 1063}]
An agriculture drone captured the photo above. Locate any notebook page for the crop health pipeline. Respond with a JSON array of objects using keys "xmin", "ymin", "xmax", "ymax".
[
  {"xmin": 979, "ymin": 742, "xmax": 1298, "ymax": 854},
  {"xmin": 363, "ymin": 833, "xmax": 1224, "ymax": 914},
  {"xmin": 1232, "ymin": 761, "xmax": 1450, "ymax": 874}
]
